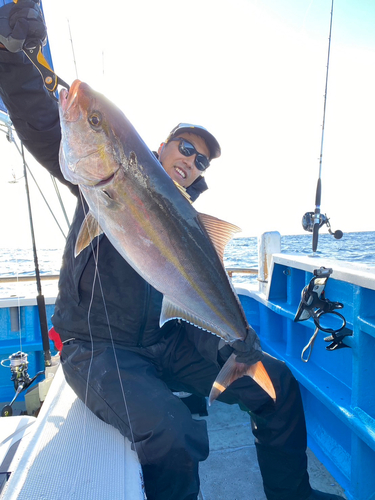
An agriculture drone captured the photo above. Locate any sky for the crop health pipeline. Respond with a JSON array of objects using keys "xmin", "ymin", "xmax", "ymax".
[{"xmin": 1, "ymin": 0, "xmax": 375, "ymax": 249}]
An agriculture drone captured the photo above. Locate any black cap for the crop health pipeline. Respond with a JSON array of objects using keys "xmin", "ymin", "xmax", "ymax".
[{"xmin": 165, "ymin": 123, "xmax": 221, "ymax": 160}]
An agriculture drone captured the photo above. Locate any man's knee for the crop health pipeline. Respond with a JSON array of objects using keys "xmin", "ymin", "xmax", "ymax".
[{"xmin": 134, "ymin": 399, "xmax": 209, "ymax": 467}]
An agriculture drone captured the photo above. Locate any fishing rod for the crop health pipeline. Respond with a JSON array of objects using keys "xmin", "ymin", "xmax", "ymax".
[
  {"xmin": 302, "ymin": 0, "xmax": 343, "ymax": 251},
  {"xmin": 21, "ymin": 142, "xmax": 52, "ymax": 369},
  {"xmin": 1, "ymin": 143, "xmax": 54, "ymax": 417}
]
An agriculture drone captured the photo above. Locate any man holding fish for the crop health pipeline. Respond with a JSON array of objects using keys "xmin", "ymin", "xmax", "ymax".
[{"xmin": 0, "ymin": 3, "xmax": 344, "ymax": 500}]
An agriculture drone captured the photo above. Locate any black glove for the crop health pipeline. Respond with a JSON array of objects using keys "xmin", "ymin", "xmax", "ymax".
[
  {"xmin": 219, "ymin": 327, "xmax": 263, "ymax": 366},
  {"xmin": 0, "ymin": 0, "xmax": 46, "ymax": 53}
]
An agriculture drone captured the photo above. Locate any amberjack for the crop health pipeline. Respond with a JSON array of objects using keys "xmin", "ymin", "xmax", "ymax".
[{"xmin": 58, "ymin": 80, "xmax": 276, "ymax": 404}]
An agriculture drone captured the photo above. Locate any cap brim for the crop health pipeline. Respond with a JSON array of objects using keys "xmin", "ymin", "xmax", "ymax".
[{"xmin": 166, "ymin": 124, "xmax": 221, "ymax": 160}]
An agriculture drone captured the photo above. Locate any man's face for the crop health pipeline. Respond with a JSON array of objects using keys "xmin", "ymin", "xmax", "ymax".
[{"xmin": 158, "ymin": 132, "xmax": 210, "ymax": 188}]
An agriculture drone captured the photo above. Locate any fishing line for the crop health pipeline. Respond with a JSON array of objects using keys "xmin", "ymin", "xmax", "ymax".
[
  {"xmin": 10, "ymin": 135, "xmax": 68, "ymax": 239},
  {"xmin": 66, "ymin": 190, "xmax": 144, "ymax": 497},
  {"xmin": 2, "ymin": 118, "xmax": 68, "ymax": 238},
  {"xmin": 312, "ymin": 0, "xmax": 339, "ymax": 252},
  {"xmin": 1, "ymin": 119, "xmax": 23, "ymax": 344},
  {"xmin": 83, "ymin": 189, "xmax": 141, "ymax": 492},
  {"xmin": 299, "ymin": 0, "xmax": 315, "ymax": 34},
  {"xmin": 67, "ymin": 18, "xmax": 79, "ymax": 80},
  {"xmin": 86, "ymin": 194, "xmax": 138, "ymax": 448},
  {"xmin": 64, "ymin": 205, "xmax": 97, "ymax": 497},
  {"xmin": 64, "ymin": 192, "xmax": 106, "ymax": 496},
  {"xmin": 1, "ymin": 144, "xmax": 55, "ymax": 415},
  {"xmin": 318, "ymin": 0, "xmax": 334, "ymax": 182},
  {"xmin": 56, "ymin": 21, "xmax": 143, "ymax": 495},
  {"xmin": 50, "ymin": 176, "xmax": 71, "ymax": 230},
  {"xmin": 310, "ymin": 0, "xmax": 333, "ymax": 251}
]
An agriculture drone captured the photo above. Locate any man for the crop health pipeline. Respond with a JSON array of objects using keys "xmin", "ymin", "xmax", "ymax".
[{"xmin": 0, "ymin": 2, "xmax": 344, "ymax": 500}]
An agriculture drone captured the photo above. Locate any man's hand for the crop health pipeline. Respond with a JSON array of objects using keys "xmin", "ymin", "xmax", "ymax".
[
  {"xmin": 219, "ymin": 327, "xmax": 263, "ymax": 366},
  {"xmin": 0, "ymin": 1, "xmax": 46, "ymax": 53},
  {"xmin": 231, "ymin": 327, "xmax": 263, "ymax": 365}
]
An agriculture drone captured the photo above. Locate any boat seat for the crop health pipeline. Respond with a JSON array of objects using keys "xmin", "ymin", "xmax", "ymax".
[{"xmin": 1, "ymin": 365, "xmax": 145, "ymax": 500}]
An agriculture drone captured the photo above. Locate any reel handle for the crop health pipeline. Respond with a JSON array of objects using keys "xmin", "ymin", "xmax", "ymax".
[{"xmin": 328, "ymin": 228, "xmax": 343, "ymax": 240}]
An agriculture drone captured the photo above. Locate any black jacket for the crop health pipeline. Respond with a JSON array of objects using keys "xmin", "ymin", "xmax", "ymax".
[{"xmin": 0, "ymin": 50, "xmax": 219, "ymax": 356}]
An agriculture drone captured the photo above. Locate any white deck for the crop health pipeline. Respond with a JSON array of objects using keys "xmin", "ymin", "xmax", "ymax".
[{"xmin": 1, "ymin": 366, "xmax": 145, "ymax": 500}]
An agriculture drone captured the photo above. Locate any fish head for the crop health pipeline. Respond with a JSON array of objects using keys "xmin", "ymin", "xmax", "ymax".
[{"xmin": 58, "ymin": 79, "xmax": 123, "ymax": 187}]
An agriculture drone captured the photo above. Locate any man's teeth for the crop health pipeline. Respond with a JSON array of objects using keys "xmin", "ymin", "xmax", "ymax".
[{"xmin": 175, "ymin": 167, "xmax": 186, "ymax": 179}]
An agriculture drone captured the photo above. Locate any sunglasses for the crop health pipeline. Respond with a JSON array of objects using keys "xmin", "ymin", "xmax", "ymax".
[{"xmin": 169, "ymin": 137, "xmax": 210, "ymax": 171}]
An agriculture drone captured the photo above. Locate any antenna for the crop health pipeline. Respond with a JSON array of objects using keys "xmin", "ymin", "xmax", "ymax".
[{"xmin": 67, "ymin": 18, "xmax": 79, "ymax": 79}]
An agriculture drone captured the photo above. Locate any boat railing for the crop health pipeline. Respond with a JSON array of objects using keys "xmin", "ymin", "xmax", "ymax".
[
  {"xmin": 0, "ymin": 269, "xmax": 259, "ymax": 285},
  {"xmin": 0, "ymin": 275, "xmax": 60, "ymax": 284},
  {"xmin": 225, "ymin": 268, "xmax": 258, "ymax": 278}
]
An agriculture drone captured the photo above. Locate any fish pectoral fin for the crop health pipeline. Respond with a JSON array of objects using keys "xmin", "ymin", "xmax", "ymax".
[
  {"xmin": 75, "ymin": 212, "xmax": 103, "ymax": 257},
  {"xmin": 198, "ymin": 213, "xmax": 241, "ymax": 262},
  {"xmin": 208, "ymin": 353, "xmax": 276, "ymax": 405}
]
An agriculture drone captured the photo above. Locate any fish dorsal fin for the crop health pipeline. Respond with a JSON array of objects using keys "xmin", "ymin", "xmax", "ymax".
[
  {"xmin": 160, "ymin": 296, "xmax": 228, "ymax": 340},
  {"xmin": 75, "ymin": 212, "xmax": 103, "ymax": 257},
  {"xmin": 198, "ymin": 213, "xmax": 241, "ymax": 262}
]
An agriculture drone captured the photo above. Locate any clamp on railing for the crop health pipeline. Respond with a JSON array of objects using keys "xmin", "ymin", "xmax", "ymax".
[{"xmin": 294, "ymin": 267, "xmax": 352, "ymax": 361}]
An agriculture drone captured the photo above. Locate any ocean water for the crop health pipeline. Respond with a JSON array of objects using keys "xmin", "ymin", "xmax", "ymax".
[
  {"xmin": 0, "ymin": 231, "xmax": 374, "ymax": 298},
  {"xmin": 225, "ymin": 230, "xmax": 375, "ymax": 285}
]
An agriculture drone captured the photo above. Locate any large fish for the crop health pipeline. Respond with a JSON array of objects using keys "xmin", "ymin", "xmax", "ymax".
[{"xmin": 58, "ymin": 80, "xmax": 276, "ymax": 404}]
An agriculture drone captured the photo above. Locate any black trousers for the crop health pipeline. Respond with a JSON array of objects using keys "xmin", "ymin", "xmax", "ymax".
[{"xmin": 61, "ymin": 325, "xmax": 312, "ymax": 500}]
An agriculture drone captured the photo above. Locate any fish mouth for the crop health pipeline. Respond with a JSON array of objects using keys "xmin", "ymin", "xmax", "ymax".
[
  {"xmin": 93, "ymin": 168, "xmax": 119, "ymax": 187},
  {"xmin": 59, "ymin": 79, "xmax": 82, "ymax": 114},
  {"xmin": 59, "ymin": 80, "xmax": 94, "ymax": 123}
]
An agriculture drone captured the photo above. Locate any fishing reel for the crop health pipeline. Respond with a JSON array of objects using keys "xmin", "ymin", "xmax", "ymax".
[
  {"xmin": 302, "ymin": 211, "xmax": 343, "ymax": 251},
  {"xmin": 302, "ymin": 212, "xmax": 343, "ymax": 240},
  {"xmin": 1, "ymin": 351, "xmax": 44, "ymax": 417}
]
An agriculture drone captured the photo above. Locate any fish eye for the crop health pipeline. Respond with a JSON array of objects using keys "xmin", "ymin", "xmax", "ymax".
[{"xmin": 88, "ymin": 112, "xmax": 102, "ymax": 128}]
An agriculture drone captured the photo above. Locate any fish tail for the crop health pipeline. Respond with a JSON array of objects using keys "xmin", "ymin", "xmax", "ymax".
[{"xmin": 208, "ymin": 353, "xmax": 276, "ymax": 405}]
